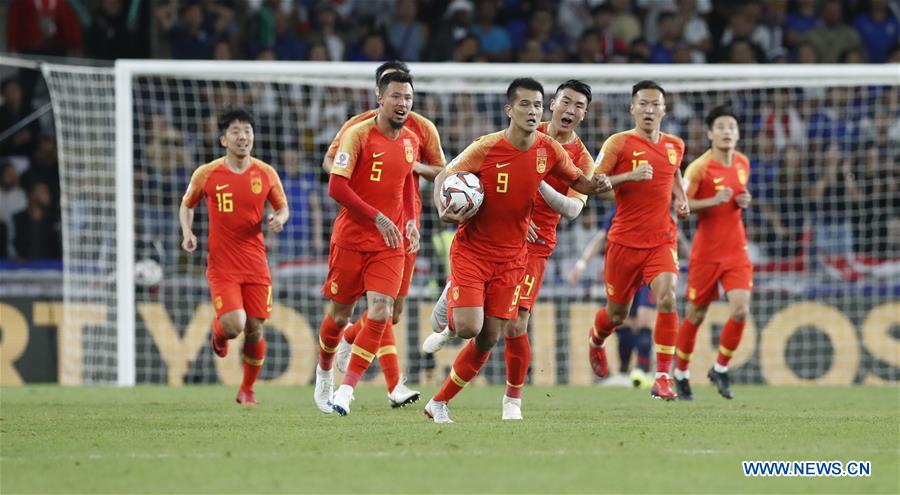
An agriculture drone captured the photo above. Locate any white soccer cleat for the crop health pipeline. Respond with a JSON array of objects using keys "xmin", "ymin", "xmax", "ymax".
[
  {"xmin": 313, "ymin": 365, "xmax": 334, "ymax": 414},
  {"xmin": 501, "ymin": 395, "xmax": 523, "ymax": 421},
  {"xmin": 430, "ymin": 282, "xmax": 451, "ymax": 332},
  {"xmin": 423, "ymin": 399, "xmax": 454, "ymax": 424},
  {"xmin": 388, "ymin": 375, "xmax": 420, "ymax": 408},
  {"xmin": 601, "ymin": 373, "xmax": 632, "ymax": 387},
  {"xmin": 331, "ymin": 384, "xmax": 354, "ymax": 416},
  {"xmin": 422, "ymin": 327, "xmax": 452, "ymax": 354},
  {"xmin": 334, "ymin": 336, "xmax": 352, "ymax": 373}
]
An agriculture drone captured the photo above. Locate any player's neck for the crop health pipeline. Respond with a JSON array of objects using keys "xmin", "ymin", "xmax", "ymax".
[
  {"xmin": 546, "ymin": 122, "xmax": 576, "ymax": 144},
  {"xmin": 224, "ymin": 154, "xmax": 252, "ymax": 172},
  {"xmin": 712, "ymin": 147, "xmax": 734, "ymax": 166},
  {"xmin": 374, "ymin": 114, "xmax": 402, "ymax": 140},
  {"xmin": 634, "ymin": 127, "xmax": 661, "ymax": 143},
  {"xmin": 505, "ymin": 125, "xmax": 535, "ymax": 151}
]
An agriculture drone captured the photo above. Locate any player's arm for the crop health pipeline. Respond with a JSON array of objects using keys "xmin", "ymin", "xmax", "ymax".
[
  {"xmin": 412, "ymin": 117, "xmax": 447, "ymax": 182},
  {"xmin": 433, "ymin": 141, "xmax": 485, "ymax": 224},
  {"xmin": 673, "ymin": 168, "xmax": 690, "ymax": 219},
  {"xmin": 567, "ymin": 229, "xmax": 607, "ymax": 284},
  {"xmin": 539, "ymin": 181, "xmax": 584, "ymax": 220},
  {"xmin": 403, "ymin": 171, "xmax": 420, "ymax": 253},
  {"xmin": 179, "ymin": 166, "xmax": 208, "ymax": 253},
  {"xmin": 322, "ymin": 119, "xmax": 355, "ymax": 174},
  {"xmin": 265, "ymin": 168, "xmax": 290, "ymax": 233},
  {"xmin": 413, "ymin": 161, "xmax": 443, "ymax": 181}
]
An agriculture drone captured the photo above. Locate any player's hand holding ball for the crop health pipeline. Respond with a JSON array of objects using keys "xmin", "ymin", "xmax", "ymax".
[
  {"xmin": 181, "ymin": 232, "xmax": 197, "ymax": 252},
  {"xmin": 630, "ymin": 163, "xmax": 653, "ymax": 182},
  {"xmin": 375, "ymin": 212, "xmax": 403, "ymax": 248},
  {"xmin": 405, "ymin": 219, "xmax": 420, "ymax": 254},
  {"xmin": 267, "ymin": 213, "xmax": 285, "ymax": 233}
]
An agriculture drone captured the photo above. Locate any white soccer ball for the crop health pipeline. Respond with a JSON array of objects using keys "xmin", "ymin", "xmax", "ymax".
[
  {"xmin": 134, "ymin": 258, "xmax": 163, "ymax": 287},
  {"xmin": 440, "ymin": 172, "xmax": 484, "ymax": 212}
]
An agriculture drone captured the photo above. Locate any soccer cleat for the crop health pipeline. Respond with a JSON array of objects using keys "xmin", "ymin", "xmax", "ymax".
[
  {"xmin": 588, "ymin": 329, "xmax": 609, "ymax": 378},
  {"xmin": 313, "ymin": 365, "xmax": 334, "ymax": 414},
  {"xmin": 430, "ymin": 282, "xmax": 450, "ymax": 332},
  {"xmin": 501, "ymin": 395, "xmax": 523, "ymax": 421},
  {"xmin": 650, "ymin": 375, "xmax": 678, "ymax": 401},
  {"xmin": 422, "ymin": 327, "xmax": 453, "ymax": 354},
  {"xmin": 708, "ymin": 368, "xmax": 734, "ymax": 399},
  {"xmin": 334, "ymin": 336, "xmax": 352, "ymax": 374},
  {"xmin": 423, "ymin": 399, "xmax": 454, "ymax": 424},
  {"xmin": 235, "ymin": 389, "xmax": 257, "ymax": 405},
  {"xmin": 630, "ymin": 369, "xmax": 653, "ymax": 389},
  {"xmin": 675, "ymin": 377, "xmax": 694, "ymax": 400},
  {"xmin": 331, "ymin": 384, "xmax": 354, "ymax": 416},
  {"xmin": 388, "ymin": 375, "xmax": 420, "ymax": 409},
  {"xmin": 601, "ymin": 373, "xmax": 632, "ymax": 387},
  {"xmin": 210, "ymin": 328, "xmax": 228, "ymax": 358}
]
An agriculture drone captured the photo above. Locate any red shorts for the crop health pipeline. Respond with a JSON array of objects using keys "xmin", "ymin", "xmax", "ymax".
[
  {"xmin": 516, "ymin": 253, "xmax": 548, "ymax": 311},
  {"xmin": 604, "ymin": 241, "xmax": 679, "ymax": 306},
  {"xmin": 322, "ymin": 243, "xmax": 405, "ymax": 305},
  {"xmin": 686, "ymin": 259, "xmax": 753, "ymax": 307},
  {"xmin": 398, "ymin": 251, "xmax": 417, "ymax": 298},
  {"xmin": 207, "ymin": 272, "xmax": 272, "ymax": 319},
  {"xmin": 447, "ymin": 243, "xmax": 526, "ymax": 320}
]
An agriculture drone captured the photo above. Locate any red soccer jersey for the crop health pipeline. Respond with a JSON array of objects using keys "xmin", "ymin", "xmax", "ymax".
[
  {"xmin": 529, "ymin": 122, "xmax": 595, "ymax": 258},
  {"xmin": 597, "ymin": 129, "xmax": 685, "ymax": 249},
  {"xmin": 684, "ymin": 149, "xmax": 751, "ymax": 264},
  {"xmin": 330, "ymin": 118, "xmax": 419, "ymax": 252},
  {"xmin": 327, "ymin": 110, "xmax": 445, "ymax": 220},
  {"xmin": 446, "ymin": 130, "xmax": 583, "ymax": 262},
  {"xmin": 182, "ymin": 158, "xmax": 287, "ymax": 281}
]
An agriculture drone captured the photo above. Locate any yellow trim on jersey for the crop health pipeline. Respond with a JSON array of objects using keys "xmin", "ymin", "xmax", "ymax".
[
  {"xmin": 505, "ymin": 381, "xmax": 524, "ymax": 388},
  {"xmin": 655, "ymin": 344, "xmax": 676, "ymax": 355},
  {"xmin": 449, "ymin": 368, "xmax": 468, "ymax": 387},
  {"xmin": 676, "ymin": 349, "xmax": 692, "ymax": 361},
  {"xmin": 351, "ymin": 344, "xmax": 376, "ymax": 363},
  {"xmin": 319, "ymin": 337, "xmax": 337, "ymax": 354},
  {"xmin": 718, "ymin": 345, "xmax": 736, "ymax": 357},
  {"xmin": 242, "ymin": 353, "xmax": 264, "ymax": 366},
  {"xmin": 376, "ymin": 345, "xmax": 397, "ymax": 357}
]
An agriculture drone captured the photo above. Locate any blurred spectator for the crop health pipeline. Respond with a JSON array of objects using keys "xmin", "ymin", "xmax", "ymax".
[
  {"xmin": 6, "ymin": 0, "xmax": 83, "ymax": 57},
  {"xmin": 674, "ymin": 0, "xmax": 711, "ymax": 63},
  {"xmin": 212, "ymin": 39, "xmax": 233, "ymax": 60},
  {"xmin": 425, "ymin": 0, "xmax": 473, "ymax": 61},
  {"xmin": 587, "ymin": 5, "xmax": 629, "ymax": 62},
  {"xmin": 307, "ymin": 41, "xmax": 330, "ymax": 61},
  {"xmin": 628, "ymin": 37, "xmax": 651, "ymax": 63},
  {"xmin": 802, "ymin": 0, "xmax": 863, "ymax": 63},
  {"xmin": 570, "ymin": 28, "xmax": 602, "ymax": 63},
  {"xmin": 269, "ymin": 8, "xmax": 309, "ymax": 61},
  {"xmin": 608, "ymin": 0, "xmax": 642, "ymax": 43},
  {"xmin": 526, "ymin": 8, "xmax": 567, "ymax": 63},
  {"xmin": 387, "ymin": 0, "xmax": 426, "ymax": 61},
  {"xmin": 719, "ymin": 4, "xmax": 774, "ymax": 59},
  {"xmin": 518, "ymin": 39, "xmax": 545, "ymax": 63},
  {"xmin": 756, "ymin": 89, "xmax": 807, "ymax": 150},
  {"xmin": 310, "ymin": 4, "xmax": 345, "ymax": 61},
  {"xmin": 84, "ymin": 0, "xmax": 147, "ymax": 60},
  {"xmin": 0, "ymin": 162, "xmax": 27, "ymax": 257},
  {"xmin": 453, "ymin": 35, "xmax": 484, "ymax": 62},
  {"xmin": 727, "ymin": 38, "xmax": 762, "ymax": 63},
  {"xmin": 649, "ymin": 12, "xmax": 681, "ymax": 63},
  {"xmin": 20, "ymin": 136, "xmax": 60, "ymax": 207},
  {"xmin": 852, "ymin": 0, "xmax": 899, "ymax": 63},
  {"xmin": 811, "ymin": 142, "xmax": 860, "ymax": 257},
  {"xmin": 757, "ymin": 144, "xmax": 811, "ymax": 258},
  {"xmin": 0, "ymin": 77, "xmax": 41, "ymax": 158},
  {"xmin": 156, "ymin": 2, "xmax": 215, "ymax": 59},
  {"xmin": 855, "ymin": 143, "xmax": 899, "ymax": 259},
  {"xmin": 840, "ymin": 47, "xmax": 866, "ymax": 63},
  {"xmin": 795, "ymin": 40, "xmax": 818, "ymax": 62},
  {"xmin": 13, "ymin": 181, "xmax": 61, "ymax": 260},
  {"xmin": 470, "ymin": 0, "xmax": 512, "ymax": 62},
  {"xmin": 784, "ymin": 0, "xmax": 819, "ymax": 49},
  {"xmin": 347, "ymin": 32, "xmax": 389, "ymax": 62}
]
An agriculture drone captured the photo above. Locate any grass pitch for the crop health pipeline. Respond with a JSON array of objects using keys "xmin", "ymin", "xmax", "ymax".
[{"xmin": 2, "ymin": 385, "xmax": 898, "ymax": 494}]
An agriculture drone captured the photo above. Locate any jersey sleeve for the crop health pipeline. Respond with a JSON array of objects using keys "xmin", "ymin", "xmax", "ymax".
[
  {"xmin": 417, "ymin": 116, "xmax": 446, "ymax": 166},
  {"xmin": 683, "ymin": 156, "xmax": 708, "ymax": 199},
  {"xmin": 548, "ymin": 139, "xmax": 582, "ymax": 184},
  {"xmin": 264, "ymin": 165, "xmax": 288, "ymax": 210},
  {"xmin": 595, "ymin": 133, "xmax": 626, "ymax": 175},
  {"xmin": 325, "ymin": 111, "xmax": 373, "ymax": 160},
  {"xmin": 181, "ymin": 163, "xmax": 213, "ymax": 208},
  {"xmin": 445, "ymin": 137, "xmax": 491, "ymax": 174},
  {"xmin": 567, "ymin": 142, "xmax": 595, "ymax": 202},
  {"xmin": 331, "ymin": 123, "xmax": 366, "ymax": 179}
]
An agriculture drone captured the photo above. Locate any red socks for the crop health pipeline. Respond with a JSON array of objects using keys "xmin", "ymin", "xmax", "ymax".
[
  {"xmin": 434, "ymin": 340, "xmax": 491, "ymax": 403},
  {"xmin": 654, "ymin": 311, "xmax": 678, "ymax": 375},
  {"xmin": 590, "ymin": 308, "xmax": 616, "ymax": 346},
  {"xmin": 716, "ymin": 318, "xmax": 745, "ymax": 368},
  {"xmin": 675, "ymin": 318, "xmax": 700, "ymax": 372},
  {"xmin": 317, "ymin": 314, "xmax": 343, "ymax": 371},
  {"xmin": 343, "ymin": 318, "xmax": 388, "ymax": 388},
  {"xmin": 504, "ymin": 334, "xmax": 530, "ymax": 399},
  {"xmin": 377, "ymin": 322, "xmax": 400, "ymax": 393},
  {"xmin": 240, "ymin": 336, "xmax": 265, "ymax": 392},
  {"xmin": 343, "ymin": 310, "xmax": 366, "ymax": 345}
]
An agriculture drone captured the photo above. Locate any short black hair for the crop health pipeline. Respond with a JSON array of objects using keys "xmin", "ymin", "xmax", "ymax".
[
  {"xmin": 632, "ymin": 80, "xmax": 665, "ymax": 98},
  {"xmin": 705, "ymin": 105, "xmax": 739, "ymax": 129},
  {"xmin": 556, "ymin": 79, "xmax": 592, "ymax": 104},
  {"xmin": 375, "ymin": 61, "xmax": 410, "ymax": 86},
  {"xmin": 378, "ymin": 71, "xmax": 414, "ymax": 95},
  {"xmin": 506, "ymin": 77, "xmax": 544, "ymax": 103},
  {"xmin": 0, "ymin": 76, "xmax": 20, "ymax": 93},
  {"xmin": 218, "ymin": 108, "xmax": 256, "ymax": 135}
]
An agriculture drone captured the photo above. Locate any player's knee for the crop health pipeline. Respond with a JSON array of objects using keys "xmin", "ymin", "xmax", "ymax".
[
  {"xmin": 656, "ymin": 290, "xmax": 677, "ymax": 312},
  {"xmin": 367, "ymin": 304, "xmax": 391, "ymax": 323},
  {"xmin": 731, "ymin": 304, "xmax": 749, "ymax": 321},
  {"xmin": 687, "ymin": 305, "xmax": 707, "ymax": 324},
  {"xmin": 455, "ymin": 321, "xmax": 481, "ymax": 339},
  {"xmin": 220, "ymin": 313, "xmax": 245, "ymax": 338},
  {"xmin": 607, "ymin": 309, "xmax": 628, "ymax": 327},
  {"xmin": 244, "ymin": 319, "xmax": 264, "ymax": 339}
]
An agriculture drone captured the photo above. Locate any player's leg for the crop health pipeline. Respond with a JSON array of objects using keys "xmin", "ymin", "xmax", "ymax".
[
  {"xmin": 335, "ymin": 310, "xmax": 365, "ymax": 373},
  {"xmin": 632, "ymin": 303, "xmax": 656, "ymax": 389},
  {"xmin": 423, "ymin": 280, "xmax": 454, "ymax": 353},
  {"xmin": 647, "ymin": 271, "xmax": 680, "ymax": 400},
  {"xmin": 674, "ymin": 261, "xmax": 719, "ymax": 398},
  {"xmin": 234, "ymin": 283, "xmax": 272, "ymax": 405},
  {"xmin": 502, "ymin": 309, "xmax": 531, "ymax": 419},
  {"xmin": 709, "ymin": 288, "xmax": 751, "ymax": 399},
  {"xmin": 591, "ymin": 242, "xmax": 643, "ymax": 378},
  {"xmin": 208, "ymin": 274, "xmax": 246, "ymax": 358},
  {"xmin": 384, "ymin": 277, "xmax": 422, "ymax": 408}
]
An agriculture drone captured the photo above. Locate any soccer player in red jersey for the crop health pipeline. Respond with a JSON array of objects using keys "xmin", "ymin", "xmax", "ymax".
[
  {"xmin": 321, "ymin": 62, "xmax": 445, "ymax": 408},
  {"xmin": 422, "ymin": 78, "xmax": 612, "ymax": 423},
  {"xmin": 315, "ymin": 71, "xmax": 420, "ymax": 416},
  {"xmin": 180, "ymin": 109, "xmax": 289, "ymax": 405},
  {"xmin": 674, "ymin": 106, "xmax": 753, "ymax": 400},
  {"xmin": 588, "ymin": 80, "xmax": 690, "ymax": 401}
]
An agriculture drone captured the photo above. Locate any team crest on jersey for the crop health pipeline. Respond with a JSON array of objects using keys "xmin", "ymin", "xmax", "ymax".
[
  {"xmin": 251, "ymin": 175, "xmax": 262, "ymax": 194},
  {"xmin": 666, "ymin": 146, "xmax": 678, "ymax": 165},
  {"xmin": 737, "ymin": 168, "xmax": 748, "ymax": 185},
  {"xmin": 405, "ymin": 144, "xmax": 414, "ymax": 163},
  {"xmin": 452, "ymin": 286, "xmax": 459, "ymax": 301},
  {"xmin": 215, "ymin": 296, "xmax": 223, "ymax": 309},
  {"xmin": 606, "ymin": 283, "xmax": 615, "ymax": 296},
  {"xmin": 536, "ymin": 148, "xmax": 548, "ymax": 174},
  {"xmin": 330, "ymin": 281, "xmax": 339, "ymax": 295}
]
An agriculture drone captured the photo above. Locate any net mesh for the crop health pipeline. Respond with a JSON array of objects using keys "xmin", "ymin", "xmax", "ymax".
[{"xmin": 43, "ymin": 63, "xmax": 900, "ymax": 386}]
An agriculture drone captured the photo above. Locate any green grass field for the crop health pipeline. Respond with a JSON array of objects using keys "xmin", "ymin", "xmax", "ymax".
[{"xmin": 2, "ymin": 385, "xmax": 898, "ymax": 494}]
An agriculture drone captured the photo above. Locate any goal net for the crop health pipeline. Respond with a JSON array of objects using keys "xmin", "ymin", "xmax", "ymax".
[{"xmin": 40, "ymin": 60, "xmax": 899, "ymax": 386}]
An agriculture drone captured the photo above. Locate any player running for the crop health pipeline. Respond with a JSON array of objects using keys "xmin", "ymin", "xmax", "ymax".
[
  {"xmin": 319, "ymin": 61, "xmax": 445, "ymax": 410},
  {"xmin": 315, "ymin": 71, "xmax": 420, "ymax": 416},
  {"xmin": 588, "ymin": 80, "xmax": 690, "ymax": 401},
  {"xmin": 423, "ymin": 78, "xmax": 612, "ymax": 423},
  {"xmin": 180, "ymin": 109, "xmax": 289, "ymax": 405},
  {"xmin": 674, "ymin": 105, "xmax": 753, "ymax": 400}
]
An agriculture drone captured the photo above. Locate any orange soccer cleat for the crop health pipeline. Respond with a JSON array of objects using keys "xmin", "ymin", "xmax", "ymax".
[
  {"xmin": 588, "ymin": 328, "xmax": 609, "ymax": 378},
  {"xmin": 235, "ymin": 389, "xmax": 257, "ymax": 405},
  {"xmin": 650, "ymin": 376, "xmax": 677, "ymax": 401}
]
